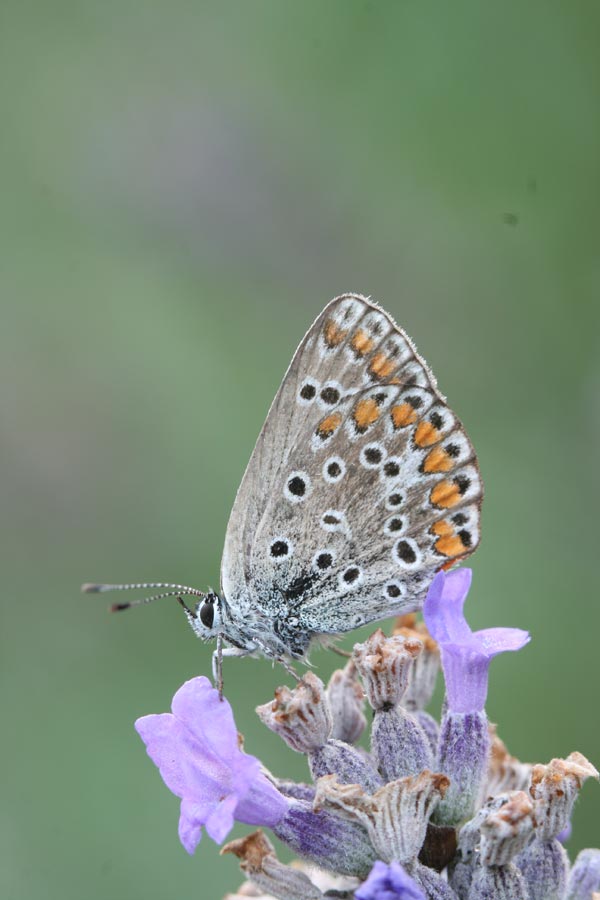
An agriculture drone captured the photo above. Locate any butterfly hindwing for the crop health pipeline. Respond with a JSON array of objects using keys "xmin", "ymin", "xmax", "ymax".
[{"xmin": 220, "ymin": 294, "xmax": 482, "ymax": 647}]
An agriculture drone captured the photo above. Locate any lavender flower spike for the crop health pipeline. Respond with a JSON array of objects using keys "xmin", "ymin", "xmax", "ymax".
[
  {"xmin": 355, "ymin": 860, "xmax": 425, "ymax": 900},
  {"xmin": 423, "ymin": 568, "xmax": 530, "ymax": 714},
  {"xmin": 135, "ymin": 676, "xmax": 289, "ymax": 854},
  {"xmin": 425, "ymin": 569, "xmax": 530, "ymax": 826}
]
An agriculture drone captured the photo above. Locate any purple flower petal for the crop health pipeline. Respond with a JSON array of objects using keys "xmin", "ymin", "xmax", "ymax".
[
  {"xmin": 423, "ymin": 570, "xmax": 530, "ymax": 713},
  {"xmin": 439, "ymin": 645, "xmax": 490, "ymax": 714},
  {"xmin": 355, "ymin": 860, "xmax": 425, "ymax": 900},
  {"xmin": 474, "ymin": 627, "xmax": 531, "ymax": 657},
  {"xmin": 135, "ymin": 714, "xmax": 187, "ymax": 798},
  {"xmin": 236, "ymin": 774, "xmax": 294, "ymax": 828},
  {"xmin": 423, "ymin": 569, "xmax": 473, "ymax": 645},
  {"xmin": 205, "ymin": 794, "xmax": 239, "ymax": 844},
  {"xmin": 557, "ymin": 821, "xmax": 572, "ymax": 844},
  {"xmin": 170, "ymin": 676, "xmax": 239, "ymax": 764},
  {"xmin": 135, "ymin": 676, "xmax": 289, "ymax": 853},
  {"xmin": 178, "ymin": 800, "xmax": 204, "ymax": 855}
]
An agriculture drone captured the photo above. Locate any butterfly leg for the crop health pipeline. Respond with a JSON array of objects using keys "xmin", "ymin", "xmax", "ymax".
[
  {"xmin": 323, "ymin": 640, "xmax": 352, "ymax": 659},
  {"xmin": 276, "ymin": 657, "xmax": 301, "ymax": 682},
  {"xmin": 212, "ymin": 637, "xmax": 253, "ymax": 699}
]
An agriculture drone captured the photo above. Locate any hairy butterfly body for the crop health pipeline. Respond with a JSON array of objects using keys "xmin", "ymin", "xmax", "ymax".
[{"xmin": 85, "ymin": 294, "xmax": 483, "ymax": 677}]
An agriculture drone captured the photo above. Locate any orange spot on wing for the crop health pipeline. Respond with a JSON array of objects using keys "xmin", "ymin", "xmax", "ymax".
[
  {"xmin": 434, "ymin": 533, "xmax": 468, "ymax": 558},
  {"xmin": 391, "ymin": 403, "xmax": 418, "ymax": 429},
  {"xmin": 351, "ymin": 329, "xmax": 374, "ymax": 357},
  {"xmin": 422, "ymin": 446, "xmax": 453, "ymax": 474},
  {"xmin": 316, "ymin": 412, "xmax": 343, "ymax": 438},
  {"xmin": 353, "ymin": 397, "xmax": 380, "ymax": 431},
  {"xmin": 414, "ymin": 421, "xmax": 441, "ymax": 448},
  {"xmin": 431, "ymin": 519, "xmax": 453, "ymax": 537},
  {"xmin": 430, "ymin": 480, "xmax": 461, "ymax": 508},
  {"xmin": 323, "ymin": 319, "xmax": 347, "ymax": 348},
  {"xmin": 369, "ymin": 352, "xmax": 396, "ymax": 379}
]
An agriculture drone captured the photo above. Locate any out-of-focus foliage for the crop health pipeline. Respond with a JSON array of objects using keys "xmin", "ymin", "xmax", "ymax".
[{"xmin": 1, "ymin": 2, "xmax": 598, "ymax": 899}]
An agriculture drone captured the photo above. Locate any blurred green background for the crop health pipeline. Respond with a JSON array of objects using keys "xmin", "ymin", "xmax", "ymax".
[{"xmin": 2, "ymin": 2, "xmax": 599, "ymax": 898}]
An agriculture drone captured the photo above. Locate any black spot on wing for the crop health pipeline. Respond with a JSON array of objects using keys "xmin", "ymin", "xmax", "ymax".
[{"xmin": 283, "ymin": 572, "xmax": 317, "ymax": 601}]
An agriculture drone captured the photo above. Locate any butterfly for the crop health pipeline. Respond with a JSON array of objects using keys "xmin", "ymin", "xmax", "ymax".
[{"xmin": 84, "ymin": 294, "xmax": 482, "ymax": 684}]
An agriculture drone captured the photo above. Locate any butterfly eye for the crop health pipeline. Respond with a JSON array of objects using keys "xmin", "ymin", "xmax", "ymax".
[{"xmin": 199, "ymin": 597, "xmax": 215, "ymax": 629}]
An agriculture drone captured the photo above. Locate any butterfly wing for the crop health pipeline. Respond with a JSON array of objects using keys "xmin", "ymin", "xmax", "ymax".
[{"xmin": 220, "ymin": 294, "xmax": 482, "ymax": 652}]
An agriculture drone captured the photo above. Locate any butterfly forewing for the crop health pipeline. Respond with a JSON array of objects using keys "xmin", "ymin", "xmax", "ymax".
[{"xmin": 221, "ymin": 294, "xmax": 482, "ymax": 647}]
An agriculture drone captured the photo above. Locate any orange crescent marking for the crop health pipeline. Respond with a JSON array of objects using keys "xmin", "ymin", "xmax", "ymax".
[
  {"xmin": 353, "ymin": 397, "xmax": 381, "ymax": 430},
  {"xmin": 369, "ymin": 352, "xmax": 396, "ymax": 379},
  {"xmin": 431, "ymin": 519, "xmax": 454, "ymax": 537},
  {"xmin": 422, "ymin": 445, "xmax": 453, "ymax": 474},
  {"xmin": 316, "ymin": 412, "xmax": 343, "ymax": 438},
  {"xmin": 323, "ymin": 320, "xmax": 348, "ymax": 348},
  {"xmin": 434, "ymin": 533, "xmax": 466, "ymax": 557},
  {"xmin": 391, "ymin": 403, "xmax": 418, "ymax": 429},
  {"xmin": 351, "ymin": 329, "xmax": 374, "ymax": 356},
  {"xmin": 430, "ymin": 480, "xmax": 462, "ymax": 508},
  {"xmin": 414, "ymin": 421, "xmax": 441, "ymax": 448}
]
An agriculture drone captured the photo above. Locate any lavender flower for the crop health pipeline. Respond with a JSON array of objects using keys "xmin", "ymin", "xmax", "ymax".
[
  {"xmin": 393, "ymin": 614, "xmax": 441, "ymax": 755},
  {"xmin": 486, "ymin": 726, "xmax": 533, "ymax": 797},
  {"xmin": 222, "ymin": 831, "xmax": 325, "ymax": 900},
  {"xmin": 423, "ymin": 568, "xmax": 530, "ymax": 714},
  {"xmin": 566, "ymin": 848, "xmax": 600, "ymax": 898},
  {"xmin": 256, "ymin": 673, "xmax": 382, "ymax": 792},
  {"xmin": 355, "ymin": 860, "xmax": 426, "ymax": 900},
  {"xmin": 424, "ymin": 568, "xmax": 530, "ymax": 826},
  {"xmin": 326, "ymin": 660, "xmax": 367, "ymax": 745},
  {"xmin": 135, "ymin": 676, "xmax": 289, "ymax": 853},
  {"xmin": 129, "ymin": 571, "xmax": 599, "ymax": 900},
  {"xmin": 467, "ymin": 792, "xmax": 535, "ymax": 900},
  {"xmin": 517, "ymin": 753, "xmax": 598, "ymax": 900},
  {"xmin": 313, "ymin": 770, "xmax": 449, "ymax": 865},
  {"xmin": 353, "ymin": 630, "xmax": 433, "ymax": 781}
]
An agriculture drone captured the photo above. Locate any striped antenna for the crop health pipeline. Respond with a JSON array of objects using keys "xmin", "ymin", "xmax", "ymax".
[{"xmin": 81, "ymin": 582, "xmax": 205, "ymax": 614}]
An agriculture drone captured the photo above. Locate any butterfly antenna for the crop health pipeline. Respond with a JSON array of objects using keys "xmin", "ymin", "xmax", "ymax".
[{"xmin": 81, "ymin": 582, "xmax": 205, "ymax": 614}]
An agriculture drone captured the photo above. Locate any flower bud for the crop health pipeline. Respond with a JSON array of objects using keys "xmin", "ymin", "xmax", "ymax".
[
  {"xmin": 450, "ymin": 794, "xmax": 514, "ymax": 898},
  {"xmin": 466, "ymin": 793, "xmax": 535, "ymax": 900},
  {"xmin": 468, "ymin": 865, "xmax": 530, "ymax": 900},
  {"xmin": 434, "ymin": 710, "xmax": 490, "ymax": 826},
  {"xmin": 354, "ymin": 630, "xmax": 433, "ymax": 780},
  {"xmin": 479, "ymin": 791, "xmax": 535, "ymax": 867},
  {"xmin": 566, "ymin": 848, "xmax": 600, "ymax": 899},
  {"xmin": 517, "ymin": 753, "xmax": 599, "ymax": 900},
  {"xmin": 326, "ymin": 661, "xmax": 367, "ymax": 745},
  {"xmin": 456, "ymin": 793, "xmax": 513, "ymax": 857},
  {"xmin": 393, "ymin": 614, "xmax": 440, "ymax": 712},
  {"xmin": 273, "ymin": 780, "xmax": 315, "ymax": 803},
  {"xmin": 517, "ymin": 840, "xmax": 568, "ymax": 900},
  {"xmin": 447, "ymin": 858, "xmax": 474, "ymax": 899},
  {"xmin": 272, "ymin": 798, "xmax": 377, "ymax": 878},
  {"xmin": 530, "ymin": 752, "xmax": 599, "ymax": 842},
  {"xmin": 416, "ymin": 711, "xmax": 440, "ymax": 757},
  {"xmin": 354, "ymin": 629, "xmax": 422, "ymax": 709},
  {"xmin": 314, "ymin": 771, "xmax": 449, "ymax": 865},
  {"xmin": 372, "ymin": 707, "xmax": 434, "ymax": 783},
  {"xmin": 256, "ymin": 674, "xmax": 331, "ymax": 754},
  {"xmin": 486, "ymin": 725, "xmax": 532, "ymax": 796},
  {"xmin": 256, "ymin": 673, "xmax": 381, "ymax": 791},
  {"xmin": 222, "ymin": 830, "xmax": 324, "ymax": 900},
  {"xmin": 407, "ymin": 859, "xmax": 458, "ymax": 899}
]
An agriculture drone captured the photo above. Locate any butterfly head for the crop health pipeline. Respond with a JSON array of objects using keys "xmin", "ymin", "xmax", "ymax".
[{"xmin": 187, "ymin": 591, "xmax": 223, "ymax": 640}]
